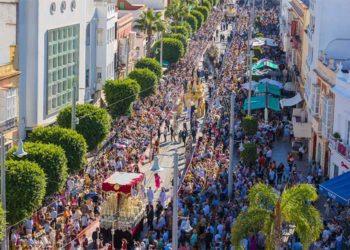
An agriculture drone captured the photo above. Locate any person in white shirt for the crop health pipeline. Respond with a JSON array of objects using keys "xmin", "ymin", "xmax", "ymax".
[
  {"xmin": 159, "ymin": 188, "xmax": 167, "ymax": 208},
  {"xmin": 147, "ymin": 187, "xmax": 154, "ymax": 205}
]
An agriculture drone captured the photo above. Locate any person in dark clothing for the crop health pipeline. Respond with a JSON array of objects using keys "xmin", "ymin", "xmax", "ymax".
[
  {"xmin": 170, "ymin": 125, "xmax": 176, "ymax": 142},
  {"xmin": 181, "ymin": 130, "xmax": 188, "ymax": 146},
  {"xmin": 146, "ymin": 204, "xmax": 154, "ymax": 231},
  {"xmin": 92, "ymin": 227, "xmax": 101, "ymax": 249},
  {"xmin": 205, "ymin": 100, "xmax": 209, "ymax": 115},
  {"xmin": 191, "ymin": 126, "xmax": 197, "ymax": 142},
  {"xmin": 157, "ymin": 127, "xmax": 161, "ymax": 141}
]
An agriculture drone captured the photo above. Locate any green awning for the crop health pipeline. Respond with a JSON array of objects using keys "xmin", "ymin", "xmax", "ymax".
[
  {"xmin": 243, "ymin": 95, "xmax": 281, "ymax": 111},
  {"xmin": 255, "ymin": 83, "xmax": 281, "ymax": 96},
  {"xmin": 268, "ymin": 96, "xmax": 281, "ymax": 111},
  {"xmin": 243, "ymin": 96, "xmax": 266, "ymax": 111},
  {"xmin": 252, "ymin": 59, "xmax": 279, "ymax": 70}
]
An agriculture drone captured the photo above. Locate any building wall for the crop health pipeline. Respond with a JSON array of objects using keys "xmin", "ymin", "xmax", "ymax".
[
  {"xmin": 18, "ymin": 0, "xmax": 87, "ymax": 137},
  {"xmin": 127, "ymin": 0, "xmax": 167, "ymax": 10}
]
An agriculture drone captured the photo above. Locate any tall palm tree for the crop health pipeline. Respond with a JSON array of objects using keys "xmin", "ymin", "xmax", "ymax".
[
  {"xmin": 165, "ymin": 0, "xmax": 189, "ymax": 23},
  {"xmin": 231, "ymin": 183, "xmax": 323, "ymax": 250},
  {"xmin": 134, "ymin": 9, "xmax": 163, "ymax": 57}
]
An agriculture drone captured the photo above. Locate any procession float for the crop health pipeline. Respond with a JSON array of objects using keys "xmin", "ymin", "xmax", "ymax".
[{"xmin": 100, "ymin": 172, "xmax": 146, "ymax": 243}]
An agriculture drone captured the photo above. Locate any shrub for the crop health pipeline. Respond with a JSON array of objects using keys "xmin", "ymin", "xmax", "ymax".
[
  {"xmin": 29, "ymin": 126, "xmax": 87, "ymax": 173},
  {"xmin": 164, "ymin": 33, "xmax": 188, "ymax": 52},
  {"xmin": 202, "ymin": 0, "xmax": 212, "ymax": 10},
  {"xmin": 194, "ymin": 6, "xmax": 209, "ymax": 21},
  {"xmin": 253, "ymin": 47, "xmax": 263, "ymax": 59},
  {"xmin": 184, "ymin": 14, "xmax": 198, "ymax": 32},
  {"xmin": 190, "ymin": 10, "xmax": 204, "ymax": 28},
  {"xmin": 240, "ymin": 143, "xmax": 257, "ymax": 164},
  {"xmin": 104, "ymin": 78, "xmax": 140, "ymax": 118},
  {"xmin": 128, "ymin": 68, "xmax": 158, "ymax": 98},
  {"xmin": 169, "ymin": 25, "xmax": 189, "ymax": 39},
  {"xmin": 253, "ymin": 57, "xmax": 259, "ymax": 63},
  {"xmin": 57, "ymin": 104, "xmax": 111, "ymax": 150},
  {"xmin": 242, "ymin": 116, "xmax": 258, "ymax": 136},
  {"xmin": 255, "ymin": 32, "xmax": 264, "ymax": 38},
  {"xmin": 0, "ymin": 203, "xmax": 5, "ymax": 241},
  {"xmin": 152, "ymin": 38, "xmax": 184, "ymax": 64},
  {"xmin": 8, "ymin": 142, "xmax": 68, "ymax": 196},
  {"xmin": 183, "ymin": 22, "xmax": 192, "ymax": 36},
  {"xmin": 6, "ymin": 160, "xmax": 46, "ymax": 224},
  {"xmin": 135, "ymin": 57, "xmax": 163, "ymax": 80}
]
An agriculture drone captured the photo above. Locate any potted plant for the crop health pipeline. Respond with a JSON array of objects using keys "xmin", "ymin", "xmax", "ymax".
[{"xmin": 333, "ymin": 132, "xmax": 341, "ymax": 141}]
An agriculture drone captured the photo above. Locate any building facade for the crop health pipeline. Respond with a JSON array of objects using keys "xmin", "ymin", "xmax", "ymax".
[
  {"xmin": 0, "ymin": 0, "xmax": 20, "ymax": 148},
  {"xmin": 18, "ymin": 0, "xmax": 116, "ymax": 137}
]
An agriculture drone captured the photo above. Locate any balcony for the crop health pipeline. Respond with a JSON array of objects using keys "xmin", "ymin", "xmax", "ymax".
[
  {"xmin": 0, "ymin": 117, "xmax": 17, "ymax": 132},
  {"xmin": 329, "ymin": 136, "xmax": 350, "ymax": 161},
  {"xmin": 292, "ymin": 109, "xmax": 311, "ymax": 138}
]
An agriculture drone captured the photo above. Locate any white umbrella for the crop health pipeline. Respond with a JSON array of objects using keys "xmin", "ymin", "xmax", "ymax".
[
  {"xmin": 242, "ymin": 81, "xmax": 258, "ymax": 90},
  {"xmin": 259, "ymin": 78, "xmax": 283, "ymax": 88},
  {"xmin": 283, "ymin": 82, "xmax": 296, "ymax": 92}
]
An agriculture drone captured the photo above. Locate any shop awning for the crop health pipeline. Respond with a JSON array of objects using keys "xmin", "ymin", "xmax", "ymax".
[
  {"xmin": 319, "ymin": 172, "xmax": 350, "ymax": 205},
  {"xmin": 255, "ymin": 83, "xmax": 281, "ymax": 96},
  {"xmin": 252, "ymin": 59, "xmax": 279, "ymax": 70},
  {"xmin": 280, "ymin": 93, "xmax": 303, "ymax": 108},
  {"xmin": 243, "ymin": 95, "xmax": 280, "ymax": 111},
  {"xmin": 242, "ymin": 81, "xmax": 258, "ymax": 90},
  {"xmin": 102, "ymin": 172, "xmax": 144, "ymax": 194},
  {"xmin": 243, "ymin": 96, "xmax": 266, "ymax": 111},
  {"xmin": 259, "ymin": 78, "xmax": 283, "ymax": 88}
]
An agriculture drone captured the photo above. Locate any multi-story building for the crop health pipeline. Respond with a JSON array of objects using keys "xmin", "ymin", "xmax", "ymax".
[
  {"xmin": 0, "ymin": 0, "xmax": 20, "ymax": 148},
  {"xmin": 304, "ymin": 0, "xmax": 350, "ymax": 175},
  {"xmin": 18, "ymin": 0, "xmax": 116, "ymax": 138},
  {"xmin": 329, "ymin": 56, "xmax": 350, "ymax": 178}
]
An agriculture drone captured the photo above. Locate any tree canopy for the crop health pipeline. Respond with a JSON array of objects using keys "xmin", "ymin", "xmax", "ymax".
[
  {"xmin": 6, "ymin": 160, "xmax": 46, "ymax": 224},
  {"xmin": 128, "ymin": 68, "xmax": 158, "ymax": 98},
  {"xmin": 184, "ymin": 14, "xmax": 198, "ymax": 32},
  {"xmin": 190, "ymin": 10, "xmax": 204, "ymax": 28},
  {"xmin": 104, "ymin": 78, "xmax": 140, "ymax": 118},
  {"xmin": 169, "ymin": 25, "xmax": 190, "ymax": 39},
  {"xmin": 57, "ymin": 104, "xmax": 111, "ymax": 150},
  {"xmin": 29, "ymin": 126, "xmax": 87, "ymax": 173},
  {"xmin": 194, "ymin": 6, "xmax": 209, "ymax": 21},
  {"xmin": 232, "ymin": 183, "xmax": 323, "ymax": 250},
  {"xmin": 135, "ymin": 57, "xmax": 163, "ymax": 80},
  {"xmin": 164, "ymin": 33, "xmax": 188, "ymax": 52},
  {"xmin": 8, "ymin": 142, "xmax": 68, "ymax": 196},
  {"xmin": 152, "ymin": 38, "xmax": 184, "ymax": 64}
]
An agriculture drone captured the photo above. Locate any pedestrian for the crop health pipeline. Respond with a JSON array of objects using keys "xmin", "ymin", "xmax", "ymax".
[
  {"xmin": 298, "ymin": 145, "xmax": 305, "ymax": 160},
  {"xmin": 154, "ymin": 173, "xmax": 161, "ymax": 190},
  {"xmin": 146, "ymin": 204, "xmax": 154, "ymax": 231},
  {"xmin": 181, "ymin": 129, "xmax": 188, "ymax": 146},
  {"xmin": 157, "ymin": 127, "xmax": 161, "ymax": 141},
  {"xmin": 163, "ymin": 129, "xmax": 167, "ymax": 142},
  {"xmin": 147, "ymin": 187, "xmax": 154, "ymax": 204},
  {"xmin": 170, "ymin": 125, "xmax": 176, "ymax": 142},
  {"xmin": 159, "ymin": 187, "xmax": 167, "ymax": 208}
]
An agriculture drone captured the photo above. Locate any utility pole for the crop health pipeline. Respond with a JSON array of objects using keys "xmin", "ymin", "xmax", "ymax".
[
  {"xmin": 0, "ymin": 134, "xmax": 6, "ymax": 250},
  {"xmin": 71, "ymin": 82, "xmax": 77, "ymax": 130},
  {"xmin": 172, "ymin": 149, "xmax": 179, "ymax": 250},
  {"xmin": 247, "ymin": 0, "xmax": 255, "ymax": 115},
  {"xmin": 125, "ymin": 37, "xmax": 130, "ymax": 77},
  {"xmin": 160, "ymin": 32, "xmax": 163, "ymax": 68},
  {"xmin": 228, "ymin": 92, "xmax": 235, "ymax": 198}
]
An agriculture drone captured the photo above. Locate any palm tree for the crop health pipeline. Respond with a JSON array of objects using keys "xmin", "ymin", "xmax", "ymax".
[
  {"xmin": 134, "ymin": 9, "xmax": 163, "ymax": 57},
  {"xmin": 231, "ymin": 183, "xmax": 323, "ymax": 250},
  {"xmin": 165, "ymin": 0, "xmax": 189, "ymax": 23}
]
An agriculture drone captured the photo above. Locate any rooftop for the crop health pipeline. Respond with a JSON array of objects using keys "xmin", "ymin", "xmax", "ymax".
[{"xmin": 319, "ymin": 39, "xmax": 350, "ymax": 72}]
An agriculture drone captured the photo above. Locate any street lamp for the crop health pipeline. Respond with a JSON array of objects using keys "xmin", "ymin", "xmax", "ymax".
[
  {"xmin": 1, "ymin": 135, "xmax": 27, "ymax": 249},
  {"xmin": 150, "ymin": 150, "xmax": 179, "ymax": 250}
]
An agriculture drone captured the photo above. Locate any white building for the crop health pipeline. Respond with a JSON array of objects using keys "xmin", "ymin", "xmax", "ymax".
[
  {"xmin": 18, "ymin": 0, "xmax": 116, "ymax": 138},
  {"xmin": 329, "ymin": 56, "xmax": 350, "ymax": 178},
  {"xmin": 127, "ymin": 0, "xmax": 167, "ymax": 11}
]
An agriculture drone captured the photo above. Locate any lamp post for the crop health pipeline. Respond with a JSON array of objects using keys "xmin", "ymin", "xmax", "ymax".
[
  {"xmin": 228, "ymin": 92, "xmax": 236, "ymax": 199},
  {"xmin": 160, "ymin": 32, "xmax": 163, "ymax": 68},
  {"xmin": 150, "ymin": 149, "xmax": 179, "ymax": 249},
  {"xmin": 1, "ymin": 135, "xmax": 27, "ymax": 250},
  {"xmin": 247, "ymin": 0, "xmax": 255, "ymax": 116},
  {"xmin": 71, "ymin": 77, "xmax": 79, "ymax": 130}
]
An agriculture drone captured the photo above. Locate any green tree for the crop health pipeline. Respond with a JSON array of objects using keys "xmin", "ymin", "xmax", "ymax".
[
  {"xmin": 0, "ymin": 203, "xmax": 5, "ymax": 241},
  {"xmin": 240, "ymin": 143, "xmax": 257, "ymax": 164},
  {"xmin": 190, "ymin": 10, "xmax": 204, "ymax": 28},
  {"xmin": 57, "ymin": 104, "xmax": 111, "ymax": 150},
  {"xmin": 164, "ymin": 33, "xmax": 188, "ymax": 52},
  {"xmin": 152, "ymin": 38, "xmax": 184, "ymax": 64},
  {"xmin": 104, "ymin": 78, "xmax": 140, "ymax": 118},
  {"xmin": 8, "ymin": 142, "xmax": 68, "ymax": 196},
  {"xmin": 134, "ymin": 9, "xmax": 163, "ymax": 57},
  {"xmin": 183, "ymin": 22, "xmax": 193, "ymax": 36},
  {"xmin": 242, "ymin": 115, "xmax": 258, "ymax": 136},
  {"xmin": 169, "ymin": 25, "xmax": 190, "ymax": 39},
  {"xmin": 29, "ymin": 126, "xmax": 87, "ymax": 173},
  {"xmin": 194, "ymin": 6, "xmax": 209, "ymax": 21},
  {"xmin": 128, "ymin": 68, "xmax": 158, "ymax": 98},
  {"xmin": 135, "ymin": 57, "xmax": 163, "ymax": 80},
  {"xmin": 6, "ymin": 160, "xmax": 46, "ymax": 224},
  {"xmin": 232, "ymin": 183, "xmax": 323, "ymax": 250},
  {"xmin": 202, "ymin": 0, "xmax": 212, "ymax": 10},
  {"xmin": 165, "ymin": 0, "xmax": 189, "ymax": 24},
  {"xmin": 184, "ymin": 14, "xmax": 198, "ymax": 32}
]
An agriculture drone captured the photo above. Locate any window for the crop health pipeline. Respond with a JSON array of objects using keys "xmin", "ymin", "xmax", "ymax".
[
  {"xmin": 47, "ymin": 24, "xmax": 80, "ymax": 115},
  {"xmin": 86, "ymin": 23, "xmax": 90, "ymax": 46},
  {"xmin": 311, "ymin": 84, "xmax": 320, "ymax": 115},
  {"xmin": 321, "ymin": 96, "xmax": 333, "ymax": 139},
  {"xmin": 97, "ymin": 29, "xmax": 103, "ymax": 46},
  {"xmin": 6, "ymin": 88, "xmax": 17, "ymax": 120},
  {"xmin": 86, "ymin": 69, "xmax": 89, "ymax": 87}
]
